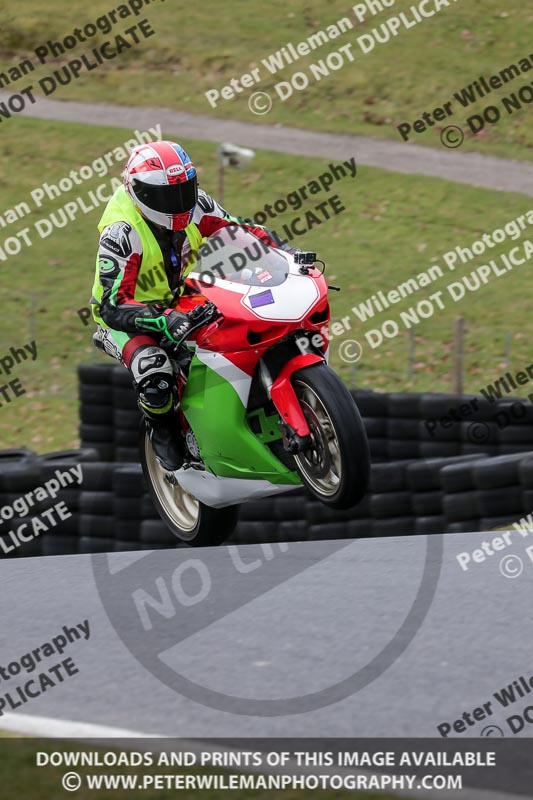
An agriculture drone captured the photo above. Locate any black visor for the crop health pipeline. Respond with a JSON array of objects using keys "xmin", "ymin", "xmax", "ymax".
[{"xmin": 132, "ymin": 174, "xmax": 198, "ymax": 214}]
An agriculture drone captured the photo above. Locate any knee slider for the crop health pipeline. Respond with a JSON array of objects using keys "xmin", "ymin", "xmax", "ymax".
[{"xmin": 129, "ymin": 345, "xmax": 172, "ymax": 384}]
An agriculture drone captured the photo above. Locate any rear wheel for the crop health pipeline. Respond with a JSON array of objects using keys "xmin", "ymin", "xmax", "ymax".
[
  {"xmin": 140, "ymin": 422, "xmax": 239, "ymax": 546},
  {"xmin": 291, "ymin": 364, "xmax": 370, "ymax": 509}
]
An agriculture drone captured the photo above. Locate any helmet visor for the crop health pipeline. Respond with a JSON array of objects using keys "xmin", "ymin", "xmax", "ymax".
[{"xmin": 132, "ymin": 174, "xmax": 198, "ymax": 214}]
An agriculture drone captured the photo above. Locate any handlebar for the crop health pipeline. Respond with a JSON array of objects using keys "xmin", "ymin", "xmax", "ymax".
[{"xmin": 166, "ymin": 301, "xmax": 222, "ymax": 351}]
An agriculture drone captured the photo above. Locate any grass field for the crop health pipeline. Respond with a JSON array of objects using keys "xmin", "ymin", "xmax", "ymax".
[
  {"xmin": 0, "ymin": 736, "xmax": 410, "ymax": 800},
  {"xmin": 0, "ymin": 1, "xmax": 533, "ymax": 161},
  {"xmin": 0, "ymin": 117, "xmax": 531, "ymax": 452}
]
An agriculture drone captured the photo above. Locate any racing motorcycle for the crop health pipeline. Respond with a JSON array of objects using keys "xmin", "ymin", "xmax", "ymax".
[{"xmin": 140, "ymin": 226, "xmax": 370, "ymax": 546}]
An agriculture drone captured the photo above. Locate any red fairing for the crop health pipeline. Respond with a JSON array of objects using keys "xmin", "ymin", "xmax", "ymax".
[
  {"xmin": 174, "ymin": 255, "xmax": 330, "ymax": 387},
  {"xmin": 177, "ymin": 271, "xmax": 329, "ymax": 372},
  {"xmin": 270, "ymin": 354, "xmax": 324, "ymax": 436}
]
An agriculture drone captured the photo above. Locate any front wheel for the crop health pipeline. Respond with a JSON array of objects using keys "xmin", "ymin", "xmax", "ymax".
[
  {"xmin": 140, "ymin": 422, "xmax": 239, "ymax": 546},
  {"xmin": 291, "ymin": 364, "xmax": 370, "ymax": 510}
]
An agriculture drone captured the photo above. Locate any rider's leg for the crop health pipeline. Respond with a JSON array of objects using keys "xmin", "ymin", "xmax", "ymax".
[{"xmin": 92, "ymin": 326, "xmax": 183, "ymax": 470}]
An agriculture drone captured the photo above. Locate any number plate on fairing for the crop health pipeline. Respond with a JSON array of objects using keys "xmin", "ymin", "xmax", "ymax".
[{"xmin": 242, "ymin": 272, "xmax": 319, "ymax": 321}]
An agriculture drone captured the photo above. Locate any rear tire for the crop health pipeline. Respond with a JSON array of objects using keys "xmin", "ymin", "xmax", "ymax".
[
  {"xmin": 139, "ymin": 421, "xmax": 239, "ymax": 546},
  {"xmin": 291, "ymin": 364, "xmax": 370, "ymax": 509}
]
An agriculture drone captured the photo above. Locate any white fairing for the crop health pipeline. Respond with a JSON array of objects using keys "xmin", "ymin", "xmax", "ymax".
[
  {"xmin": 174, "ymin": 470, "xmax": 300, "ymax": 508},
  {"xmin": 240, "ymin": 256, "xmax": 319, "ymax": 321},
  {"xmin": 188, "ymin": 229, "xmax": 321, "ymax": 322},
  {"xmin": 189, "ymin": 256, "xmax": 319, "ymax": 321}
]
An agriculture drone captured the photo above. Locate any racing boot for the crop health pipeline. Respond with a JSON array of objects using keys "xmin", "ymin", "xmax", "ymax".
[
  {"xmin": 134, "ymin": 367, "xmax": 183, "ymax": 471},
  {"xmin": 145, "ymin": 411, "xmax": 184, "ymax": 471}
]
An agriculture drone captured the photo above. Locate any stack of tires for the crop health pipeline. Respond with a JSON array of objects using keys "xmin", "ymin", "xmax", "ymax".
[
  {"xmin": 418, "ymin": 394, "xmax": 466, "ymax": 459},
  {"xmin": 78, "ymin": 462, "xmax": 116, "ymax": 553},
  {"xmin": 519, "ymin": 457, "xmax": 533, "ymax": 522},
  {"xmin": 113, "ymin": 464, "xmax": 182, "ymax": 550},
  {"xmin": 75, "ymin": 463, "xmax": 176, "ymax": 553},
  {"xmin": 366, "ymin": 461, "xmax": 415, "ymax": 536},
  {"xmin": 305, "ymin": 492, "xmax": 373, "ymax": 540},
  {"xmin": 79, "ymin": 363, "xmax": 141, "ymax": 461},
  {"xmin": 79, "ymin": 365, "xmax": 533, "ymax": 465},
  {"xmin": 441, "ymin": 452, "xmax": 533, "ymax": 532},
  {"xmin": 352, "ymin": 390, "xmax": 388, "ymax": 463},
  {"xmin": 0, "ymin": 450, "xmax": 43, "ymax": 558},
  {"xmin": 419, "ymin": 394, "xmax": 533, "ymax": 458},
  {"xmin": 79, "ymin": 364, "xmax": 115, "ymax": 461},
  {"xmin": 112, "ymin": 368, "xmax": 142, "ymax": 462},
  {"xmin": 0, "ymin": 449, "xmax": 97, "ymax": 558},
  {"xmin": 493, "ymin": 399, "xmax": 533, "ymax": 456},
  {"xmin": 386, "ymin": 394, "xmax": 422, "ymax": 462},
  {"xmin": 39, "ymin": 450, "xmax": 95, "ymax": 556},
  {"xmin": 473, "ymin": 454, "xmax": 532, "ymax": 530},
  {"xmin": 441, "ymin": 457, "xmax": 487, "ymax": 533},
  {"xmin": 233, "ymin": 489, "xmax": 309, "ymax": 544},
  {"xmin": 407, "ymin": 455, "xmax": 484, "ymax": 535}
]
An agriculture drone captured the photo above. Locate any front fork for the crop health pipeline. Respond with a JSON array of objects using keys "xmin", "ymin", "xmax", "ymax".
[{"xmin": 268, "ymin": 353, "xmax": 324, "ymax": 453}]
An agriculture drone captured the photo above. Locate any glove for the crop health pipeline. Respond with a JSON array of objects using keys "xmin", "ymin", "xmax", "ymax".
[
  {"xmin": 134, "ymin": 308, "xmax": 191, "ymax": 343},
  {"xmin": 166, "ymin": 310, "xmax": 192, "ymax": 342}
]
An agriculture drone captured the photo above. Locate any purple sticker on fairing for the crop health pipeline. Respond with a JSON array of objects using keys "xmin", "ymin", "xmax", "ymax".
[{"xmin": 249, "ymin": 289, "xmax": 275, "ymax": 308}]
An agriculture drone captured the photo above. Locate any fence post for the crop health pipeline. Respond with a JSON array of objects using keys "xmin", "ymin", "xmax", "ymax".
[
  {"xmin": 452, "ymin": 316, "xmax": 465, "ymax": 394},
  {"xmin": 407, "ymin": 326, "xmax": 416, "ymax": 380},
  {"xmin": 504, "ymin": 333, "xmax": 512, "ymax": 371}
]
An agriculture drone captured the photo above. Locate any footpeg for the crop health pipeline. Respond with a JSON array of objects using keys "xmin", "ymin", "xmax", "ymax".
[{"xmin": 163, "ymin": 471, "xmax": 179, "ymax": 485}]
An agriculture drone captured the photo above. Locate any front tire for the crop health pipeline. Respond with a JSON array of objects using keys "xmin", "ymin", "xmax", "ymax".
[
  {"xmin": 291, "ymin": 364, "xmax": 370, "ymax": 509},
  {"xmin": 140, "ymin": 422, "xmax": 239, "ymax": 546}
]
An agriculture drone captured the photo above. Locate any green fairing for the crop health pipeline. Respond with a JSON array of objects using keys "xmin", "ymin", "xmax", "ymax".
[
  {"xmin": 181, "ymin": 355, "xmax": 301, "ymax": 484},
  {"xmin": 247, "ymin": 406, "xmax": 284, "ymax": 444}
]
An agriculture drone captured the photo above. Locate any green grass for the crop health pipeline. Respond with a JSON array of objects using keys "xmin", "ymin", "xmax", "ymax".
[
  {"xmin": 0, "ymin": 116, "xmax": 531, "ymax": 452},
  {"xmin": 0, "ymin": 736, "xmax": 410, "ymax": 800},
  {"xmin": 1, "ymin": 0, "xmax": 533, "ymax": 160}
]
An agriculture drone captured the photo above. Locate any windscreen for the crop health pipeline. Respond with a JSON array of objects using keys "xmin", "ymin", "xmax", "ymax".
[{"xmin": 194, "ymin": 226, "xmax": 290, "ymax": 287}]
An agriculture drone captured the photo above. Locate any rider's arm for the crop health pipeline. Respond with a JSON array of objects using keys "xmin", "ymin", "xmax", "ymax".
[
  {"xmin": 193, "ymin": 190, "xmax": 299, "ymax": 252},
  {"xmin": 95, "ymin": 221, "xmax": 188, "ymax": 340}
]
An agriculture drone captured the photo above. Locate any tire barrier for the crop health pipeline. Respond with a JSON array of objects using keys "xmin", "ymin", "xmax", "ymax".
[
  {"xmin": 3, "ymin": 366, "xmax": 533, "ymax": 556},
  {"xmin": 0, "ymin": 448, "xmax": 98, "ymax": 558},
  {"xmin": 2, "ymin": 448, "xmax": 533, "ymax": 556},
  {"xmin": 78, "ymin": 363, "xmax": 533, "ymax": 462}
]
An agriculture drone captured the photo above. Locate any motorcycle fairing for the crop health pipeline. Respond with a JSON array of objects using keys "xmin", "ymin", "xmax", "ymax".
[{"xmin": 180, "ymin": 351, "xmax": 300, "ymax": 485}]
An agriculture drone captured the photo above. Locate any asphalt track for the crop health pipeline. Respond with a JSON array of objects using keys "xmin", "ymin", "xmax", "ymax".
[
  {"xmin": 1, "ymin": 530, "xmax": 532, "ymax": 741},
  {"xmin": 5, "ymin": 93, "xmax": 533, "ymax": 196}
]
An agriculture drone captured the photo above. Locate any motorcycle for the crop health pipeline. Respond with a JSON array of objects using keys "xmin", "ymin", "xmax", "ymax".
[{"xmin": 140, "ymin": 225, "xmax": 370, "ymax": 546}]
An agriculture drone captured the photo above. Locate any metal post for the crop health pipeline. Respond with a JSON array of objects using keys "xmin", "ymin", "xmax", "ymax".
[
  {"xmin": 504, "ymin": 333, "xmax": 512, "ymax": 371},
  {"xmin": 452, "ymin": 316, "xmax": 465, "ymax": 394},
  {"xmin": 29, "ymin": 293, "xmax": 36, "ymax": 343},
  {"xmin": 407, "ymin": 326, "xmax": 416, "ymax": 380}
]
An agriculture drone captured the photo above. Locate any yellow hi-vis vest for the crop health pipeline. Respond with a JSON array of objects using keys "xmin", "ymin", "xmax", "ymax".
[{"xmin": 91, "ymin": 186, "xmax": 204, "ymax": 326}]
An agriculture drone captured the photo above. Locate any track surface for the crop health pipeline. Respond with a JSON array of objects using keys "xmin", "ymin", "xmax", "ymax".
[
  {"xmin": 1, "ymin": 531, "xmax": 532, "ymax": 739},
  {"xmin": 6, "ymin": 93, "xmax": 533, "ymax": 196}
]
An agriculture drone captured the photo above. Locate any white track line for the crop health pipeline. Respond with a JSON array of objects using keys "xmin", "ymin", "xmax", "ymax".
[{"xmin": 0, "ymin": 711, "xmax": 160, "ymax": 739}]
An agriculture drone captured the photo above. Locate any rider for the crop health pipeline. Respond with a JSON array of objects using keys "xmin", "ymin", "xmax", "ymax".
[{"xmin": 91, "ymin": 140, "xmax": 296, "ymax": 470}]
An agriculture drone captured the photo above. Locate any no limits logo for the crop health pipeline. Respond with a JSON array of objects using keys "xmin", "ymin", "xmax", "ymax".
[{"xmin": 92, "ymin": 399, "xmax": 443, "ymax": 717}]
